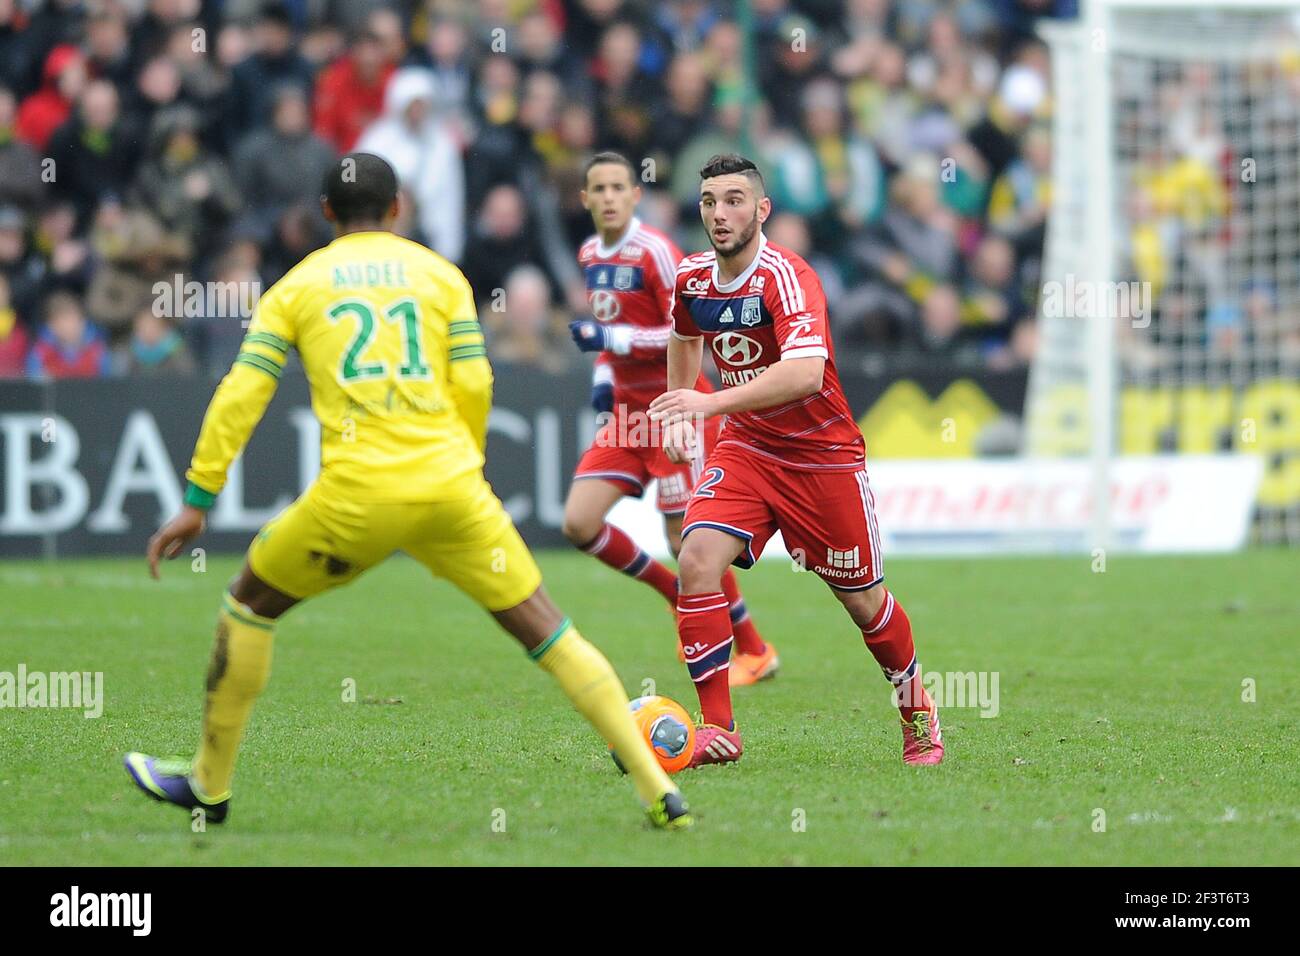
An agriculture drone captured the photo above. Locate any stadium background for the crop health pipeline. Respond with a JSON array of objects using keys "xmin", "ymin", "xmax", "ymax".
[{"xmin": 1, "ymin": 0, "xmax": 1290, "ymax": 555}]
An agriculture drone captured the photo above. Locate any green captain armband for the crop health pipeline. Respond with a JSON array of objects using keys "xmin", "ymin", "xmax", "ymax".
[{"xmin": 183, "ymin": 481, "xmax": 218, "ymax": 510}]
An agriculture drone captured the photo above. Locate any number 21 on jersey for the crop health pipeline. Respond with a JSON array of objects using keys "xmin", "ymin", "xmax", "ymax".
[{"xmin": 326, "ymin": 298, "xmax": 431, "ymax": 383}]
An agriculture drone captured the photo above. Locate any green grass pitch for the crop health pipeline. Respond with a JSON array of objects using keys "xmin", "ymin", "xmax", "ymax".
[{"xmin": 1, "ymin": 550, "xmax": 1296, "ymax": 866}]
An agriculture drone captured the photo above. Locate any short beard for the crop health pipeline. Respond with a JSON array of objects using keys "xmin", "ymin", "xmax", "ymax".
[{"xmin": 710, "ymin": 214, "xmax": 759, "ymax": 257}]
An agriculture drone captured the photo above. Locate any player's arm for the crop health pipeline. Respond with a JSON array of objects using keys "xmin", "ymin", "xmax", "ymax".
[
  {"xmin": 445, "ymin": 273, "xmax": 493, "ymax": 452},
  {"xmin": 665, "ymin": 332, "xmax": 703, "ymax": 390},
  {"xmin": 654, "ymin": 272, "xmax": 706, "ymax": 462},
  {"xmin": 148, "ymin": 301, "xmax": 295, "ymax": 578},
  {"xmin": 651, "ymin": 353, "xmax": 823, "ymax": 421},
  {"xmin": 700, "ymin": 355, "xmax": 824, "ymax": 416}
]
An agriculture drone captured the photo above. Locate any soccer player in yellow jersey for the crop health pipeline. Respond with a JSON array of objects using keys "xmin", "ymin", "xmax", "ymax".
[{"xmin": 124, "ymin": 153, "xmax": 692, "ymax": 830}]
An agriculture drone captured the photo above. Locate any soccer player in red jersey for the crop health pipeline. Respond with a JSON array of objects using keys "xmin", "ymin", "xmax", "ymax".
[
  {"xmin": 649, "ymin": 154, "xmax": 944, "ymax": 767},
  {"xmin": 562, "ymin": 152, "xmax": 777, "ymax": 684}
]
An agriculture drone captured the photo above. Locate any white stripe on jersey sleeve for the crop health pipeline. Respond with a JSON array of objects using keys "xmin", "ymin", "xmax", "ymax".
[
  {"xmin": 781, "ymin": 345, "xmax": 829, "ymax": 360},
  {"xmin": 759, "ymin": 247, "xmax": 800, "ymax": 310},
  {"xmin": 759, "ymin": 251, "xmax": 797, "ymax": 314},
  {"xmin": 630, "ymin": 325, "xmax": 673, "ymax": 350},
  {"xmin": 760, "ymin": 249, "xmax": 806, "ymax": 313},
  {"xmin": 638, "ymin": 229, "xmax": 679, "ymax": 290}
]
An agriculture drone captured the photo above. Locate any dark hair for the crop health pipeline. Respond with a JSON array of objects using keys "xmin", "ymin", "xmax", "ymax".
[
  {"xmin": 322, "ymin": 152, "xmax": 399, "ymax": 225},
  {"xmin": 699, "ymin": 153, "xmax": 766, "ymax": 196},
  {"xmin": 584, "ymin": 150, "xmax": 637, "ymax": 184}
]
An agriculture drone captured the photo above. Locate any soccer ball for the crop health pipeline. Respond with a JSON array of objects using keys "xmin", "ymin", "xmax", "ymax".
[{"xmin": 610, "ymin": 695, "xmax": 696, "ymax": 775}]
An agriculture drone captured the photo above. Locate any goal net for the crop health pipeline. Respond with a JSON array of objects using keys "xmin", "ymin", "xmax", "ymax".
[{"xmin": 1026, "ymin": 0, "xmax": 1300, "ymax": 546}]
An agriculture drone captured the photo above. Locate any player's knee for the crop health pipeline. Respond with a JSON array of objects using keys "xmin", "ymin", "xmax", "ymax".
[
  {"xmin": 228, "ymin": 565, "xmax": 296, "ymax": 619},
  {"xmin": 835, "ymin": 583, "xmax": 885, "ymax": 630},
  {"xmin": 676, "ymin": 543, "xmax": 723, "ymax": 594},
  {"xmin": 561, "ymin": 511, "xmax": 600, "ymax": 548},
  {"xmin": 666, "ymin": 527, "xmax": 683, "ymax": 558}
]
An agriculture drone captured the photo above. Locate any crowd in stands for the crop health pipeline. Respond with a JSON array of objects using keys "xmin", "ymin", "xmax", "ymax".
[{"xmin": 0, "ymin": 0, "xmax": 1078, "ymax": 380}]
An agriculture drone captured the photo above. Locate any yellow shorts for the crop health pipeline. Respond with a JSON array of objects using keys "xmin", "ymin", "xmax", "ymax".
[{"xmin": 246, "ymin": 474, "xmax": 543, "ymax": 612}]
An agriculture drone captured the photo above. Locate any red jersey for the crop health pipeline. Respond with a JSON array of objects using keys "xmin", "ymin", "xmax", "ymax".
[
  {"xmin": 671, "ymin": 234, "xmax": 865, "ymax": 471},
  {"xmin": 578, "ymin": 217, "xmax": 709, "ymax": 410}
]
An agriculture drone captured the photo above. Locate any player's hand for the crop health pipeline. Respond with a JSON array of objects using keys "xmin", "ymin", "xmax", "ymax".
[
  {"xmin": 570, "ymin": 321, "xmax": 634, "ymax": 355},
  {"xmin": 648, "ymin": 388, "xmax": 716, "ymax": 423},
  {"xmin": 147, "ymin": 506, "xmax": 207, "ymax": 580},
  {"xmin": 569, "ymin": 320, "xmax": 609, "ymax": 353},
  {"xmin": 661, "ymin": 417, "xmax": 698, "ymax": 464},
  {"xmin": 591, "ymin": 380, "xmax": 614, "ymax": 414}
]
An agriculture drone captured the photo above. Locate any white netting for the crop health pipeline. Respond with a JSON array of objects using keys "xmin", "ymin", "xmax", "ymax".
[{"xmin": 1027, "ymin": 2, "xmax": 1300, "ymax": 544}]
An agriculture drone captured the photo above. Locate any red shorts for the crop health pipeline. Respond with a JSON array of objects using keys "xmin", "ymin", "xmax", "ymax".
[
  {"xmin": 574, "ymin": 413, "xmax": 722, "ymax": 514},
  {"xmin": 681, "ymin": 442, "xmax": 884, "ymax": 590}
]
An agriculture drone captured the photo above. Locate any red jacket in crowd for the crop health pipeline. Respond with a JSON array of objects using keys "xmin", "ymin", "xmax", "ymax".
[{"xmin": 314, "ymin": 55, "xmax": 394, "ymax": 154}]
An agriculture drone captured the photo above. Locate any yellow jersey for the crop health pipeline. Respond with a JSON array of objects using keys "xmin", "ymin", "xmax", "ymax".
[{"xmin": 184, "ymin": 231, "xmax": 493, "ymax": 507}]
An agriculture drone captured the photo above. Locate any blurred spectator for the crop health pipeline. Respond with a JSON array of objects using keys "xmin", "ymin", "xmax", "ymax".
[
  {"xmin": 363, "ymin": 6, "xmax": 407, "ymax": 68},
  {"xmin": 791, "ymin": 76, "xmax": 884, "ymax": 237},
  {"xmin": 0, "ymin": 85, "xmax": 46, "ymax": 212},
  {"xmin": 234, "ymin": 85, "xmax": 336, "ymax": 239},
  {"xmin": 961, "ymin": 233, "xmax": 1024, "ymax": 345},
  {"xmin": 123, "ymin": 54, "xmax": 185, "ymax": 138},
  {"xmin": 0, "ymin": 271, "xmax": 28, "ymax": 377},
  {"xmin": 47, "ymin": 80, "xmax": 141, "ymax": 227},
  {"xmin": 592, "ymin": 21, "xmax": 659, "ymax": 157},
  {"xmin": 513, "ymin": 9, "xmax": 583, "ymax": 89},
  {"xmin": 261, "ymin": 202, "xmax": 330, "ymax": 284},
  {"xmin": 846, "ymin": 40, "xmax": 919, "ymax": 168},
  {"xmin": 132, "ymin": 105, "xmax": 241, "ymax": 263},
  {"xmin": 483, "ymin": 264, "xmax": 572, "ymax": 373},
  {"xmin": 27, "ymin": 290, "xmax": 110, "ymax": 378},
  {"xmin": 0, "ymin": 0, "xmax": 32, "ymax": 96},
  {"xmin": 649, "ymin": 53, "xmax": 713, "ymax": 177},
  {"xmin": 987, "ymin": 120, "xmax": 1050, "ymax": 253},
  {"xmin": 86, "ymin": 207, "xmax": 190, "ymax": 340},
  {"xmin": 967, "ymin": 61, "xmax": 1047, "ymax": 180},
  {"xmin": 760, "ymin": 14, "xmax": 830, "ymax": 130},
  {"xmin": 0, "ymin": 204, "xmax": 42, "ymax": 323},
  {"xmin": 33, "ymin": 200, "xmax": 93, "ymax": 298},
  {"xmin": 913, "ymin": 282, "xmax": 978, "ymax": 363},
  {"xmin": 113, "ymin": 307, "xmax": 197, "ymax": 376},
  {"xmin": 16, "ymin": 43, "xmax": 86, "ymax": 150},
  {"xmin": 848, "ymin": 156, "xmax": 960, "ymax": 340},
  {"xmin": 405, "ymin": 16, "xmax": 473, "ymax": 140},
  {"xmin": 652, "ymin": 0, "xmax": 723, "ymax": 58},
  {"xmin": 314, "ymin": 21, "xmax": 397, "ymax": 153},
  {"xmin": 85, "ymin": 6, "xmax": 135, "ymax": 92},
  {"xmin": 357, "ymin": 66, "xmax": 465, "ymax": 261},
  {"xmin": 462, "ymin": 184, "xmax": 547, "ymax": 307},
  {"xmin": 223, "ymin": 1, "xmax": 315, "ymax": 147},
  {"xmin": 163, "ymin": 21, "xmax": 230, "ymax": 131},
  {"xmin": 189, "ymin": 240, "xmax": 263, "ymax": 373}
]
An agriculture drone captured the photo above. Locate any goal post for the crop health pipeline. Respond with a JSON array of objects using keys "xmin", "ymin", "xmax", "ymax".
[{"xmin": 1026, "ymin": 0, "xmax": 1300, "ymax": 549}]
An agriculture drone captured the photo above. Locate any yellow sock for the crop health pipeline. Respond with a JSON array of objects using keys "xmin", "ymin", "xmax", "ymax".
[
  {"xmin": 532, "ymin": 619, "xmax": 675, "ymax": 806},
  {"xmin": 192, "ymin": 592, "xmax": 275, "ymax": 799}
]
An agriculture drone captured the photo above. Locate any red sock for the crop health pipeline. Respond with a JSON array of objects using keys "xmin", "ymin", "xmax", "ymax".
[
  {"xmin": 676, "ymin": 591, "xmax": 734, "ymax": 729},
  {"xmin": 720, "ymin": 569, "xmax": 766, "ymax": 656},
  {"xmin": 861, "ymin": 589, "xmax": 931, "ymax": 721},
  {"xmin": 581, "ymin": 523, "xmax": 678, "ymax": 603}
]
